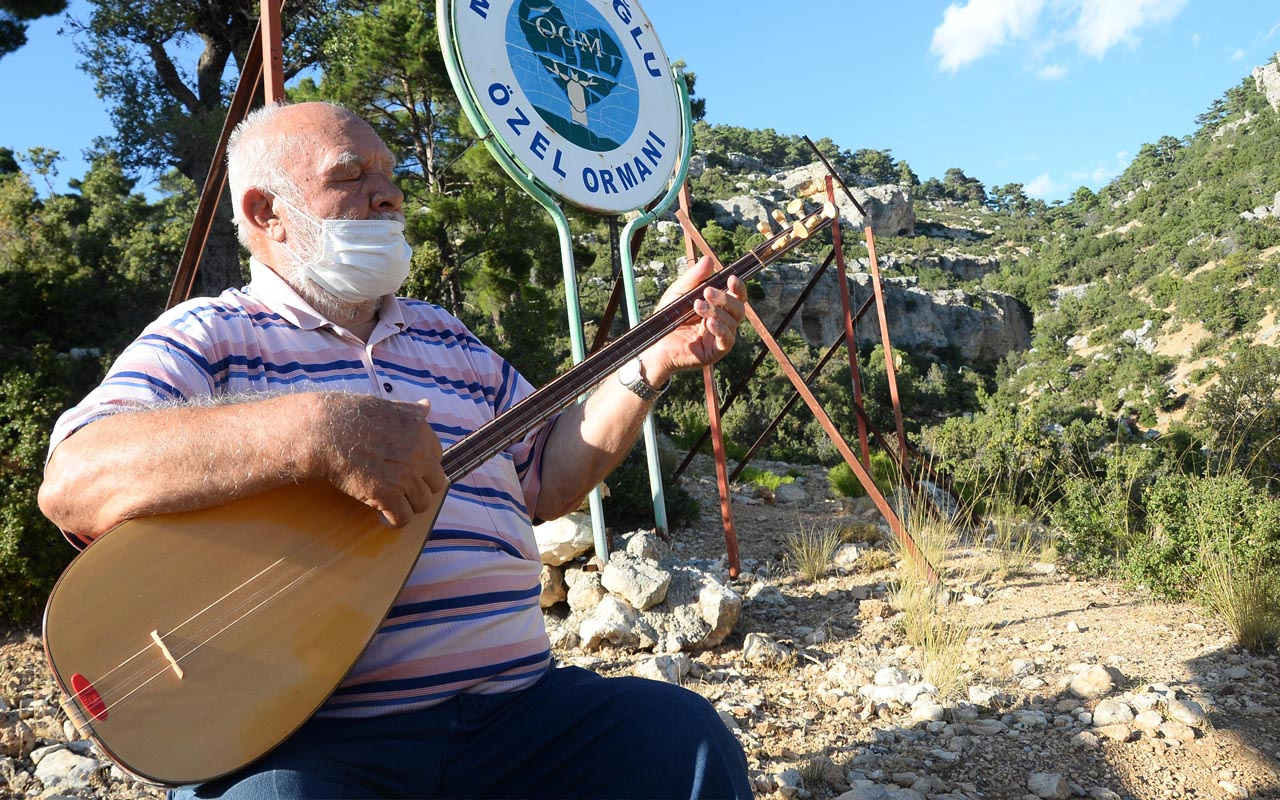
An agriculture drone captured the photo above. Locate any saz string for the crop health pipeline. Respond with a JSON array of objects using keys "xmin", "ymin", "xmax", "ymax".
[{"xmin": 75, "ymin": 201, "xmax": 837, "ymax": 720}]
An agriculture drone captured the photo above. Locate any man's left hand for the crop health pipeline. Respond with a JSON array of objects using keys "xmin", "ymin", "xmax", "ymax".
[{"xmin": 640, "ymin": 256, "xmax": 747, "ymax": 386}]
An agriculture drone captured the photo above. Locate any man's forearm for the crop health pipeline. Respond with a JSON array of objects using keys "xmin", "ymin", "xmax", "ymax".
[
  {"xmin": 39, "ymin": 394, "xmax": 325, "ymax": 540},
  {"xmin": 533, "ymin": 358, "xmax": 667, "ymax": 521}
]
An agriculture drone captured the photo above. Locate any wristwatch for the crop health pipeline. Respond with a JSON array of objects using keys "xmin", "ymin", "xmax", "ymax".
[{"xmin": 617, "ymin": 357, "xmax": 669, "ymax": 402}]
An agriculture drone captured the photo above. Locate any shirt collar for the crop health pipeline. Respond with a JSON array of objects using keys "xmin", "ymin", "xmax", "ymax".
[{"xmin": 245, "ymin": 258, "xmax": 407, "ymax": 335}]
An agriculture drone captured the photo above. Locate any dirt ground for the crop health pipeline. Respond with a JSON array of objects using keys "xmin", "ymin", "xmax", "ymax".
[{"xmin": 2, "ymin": 460, "xmax": 1278, "ymax": 799}]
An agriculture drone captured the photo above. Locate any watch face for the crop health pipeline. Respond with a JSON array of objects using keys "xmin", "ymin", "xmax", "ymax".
[{"xmin": 619, "ymin": 357, "xmax": 642, "ymax": 384}]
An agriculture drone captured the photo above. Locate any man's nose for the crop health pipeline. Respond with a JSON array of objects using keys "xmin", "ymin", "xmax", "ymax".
[{"xmin": 372, "ymin": 175, "xmax": 404, "ymax": 213}]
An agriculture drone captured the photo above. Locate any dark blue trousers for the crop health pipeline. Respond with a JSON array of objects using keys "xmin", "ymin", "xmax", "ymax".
[{"xmin": 169, "ymin": 665, "xmax": 751, "ymax": 799}]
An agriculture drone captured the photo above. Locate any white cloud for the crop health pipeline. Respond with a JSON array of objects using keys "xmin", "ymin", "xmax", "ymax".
[
  {"xmin": 1036, "ymin": 63, "xmax": 1068, "ymax": 80},
  {"xmin": 1026, "ymin": 172, "xmax": 1058, "ymax": 197},
  {"xmin": 931, "ymin": 0, "xmax": 1046, "ymax": 73},
  {"xmin": 1231, "ymin": 48, "xmax": 1248, "ymax": 62},
  {"xmin": 1072, "ymin": 0, "xmax": 1188, "ymax": 58}
]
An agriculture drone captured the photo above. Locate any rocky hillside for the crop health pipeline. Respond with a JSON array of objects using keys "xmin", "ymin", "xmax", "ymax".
[{"xmin": 668, "ymin": 53, "xmax": 1280, "ymax": 434}]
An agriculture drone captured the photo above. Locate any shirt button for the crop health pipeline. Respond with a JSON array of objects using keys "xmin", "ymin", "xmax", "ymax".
[{"xmin": 383, "ymin": 382, "xmax": 393, "ymax": 393}]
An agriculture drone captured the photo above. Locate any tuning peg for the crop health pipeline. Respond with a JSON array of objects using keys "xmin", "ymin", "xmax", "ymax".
[
  {"xmin": 756, "ymin": 220, "xmax": 773, "ymax": 236},
  {"xmin": 786, "ymin": 198, "xmax": 804, "ymax": 216}
]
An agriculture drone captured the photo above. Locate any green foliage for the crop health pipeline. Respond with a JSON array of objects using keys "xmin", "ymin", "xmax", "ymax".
[
  {"xmin": 1199, "ymin": 541, "xmax": 1280, "ymax": 651},
  {"xmin": 602, "ymin": 449, "xmax": 698, "ymax": 533},
  {"xmin": 1192, "ymin": 343, "xmax": 1280, "ymax": 487},
  {"xmin": 827, "ymin": 451, "xmax": 896, "ymax": 498},
  {"xmin": 0, "ymin": 349, "xmax": 85, "ymax": 623},
  {"xmin": 0, "ymin": 0, "xmax": 66, "ymax": 59},
  {"xmin": 738, "ymin": 466, "xmax": 794, "ymax": 492},
  {"xmin": 1131, "ymin": 473, "xmax": 1280, "ymax": 599},
  {"xmin": 783, "ymin": 521, "xmax": 843, "ymax": 583}
]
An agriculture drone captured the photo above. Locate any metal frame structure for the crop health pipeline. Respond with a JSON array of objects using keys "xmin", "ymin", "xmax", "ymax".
[{"xmin": 167, "ymin": 2, "xmax": 940, "ymax": 583}]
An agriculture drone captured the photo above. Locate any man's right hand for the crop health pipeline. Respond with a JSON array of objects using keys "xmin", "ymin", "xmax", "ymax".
[{"xmin": 307, "ymin": 393, "xmax": 448, "ymax": 528}]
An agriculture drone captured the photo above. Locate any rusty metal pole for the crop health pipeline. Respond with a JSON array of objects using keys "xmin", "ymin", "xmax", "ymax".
[
  {"xmin": 677, "ymin": 184, "xmax": 742, "ymax": 577},
  {"xmin": 827, "ymin": 175, "xmax": 872, "ymax": 467},
  {"xmin": 260, "ymin": 0, "xmax": 286, "ymax": 104}
]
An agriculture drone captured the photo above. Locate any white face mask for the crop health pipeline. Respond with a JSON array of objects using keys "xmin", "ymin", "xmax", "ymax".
[{"xmin": 277, "ymin": 197, "xmax": 413, "ymax": 303}]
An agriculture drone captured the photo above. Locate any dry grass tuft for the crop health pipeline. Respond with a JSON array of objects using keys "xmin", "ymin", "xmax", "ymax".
[
  {"xmin": 784, "ymin": 521, "xmax": 844, "ymax": 583},
  {"xmin": 1199, "ymin": 544, "xmax": 1280, "ymax": 651}
]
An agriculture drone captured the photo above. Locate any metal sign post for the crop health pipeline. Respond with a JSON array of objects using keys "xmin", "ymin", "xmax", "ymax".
[{"xmin": 438, "ymin": 0, "xmax": 694, "ymax": 560}]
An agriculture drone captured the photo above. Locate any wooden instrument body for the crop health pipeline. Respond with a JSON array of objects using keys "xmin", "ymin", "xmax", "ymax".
[{"xmin": 43, "ymin": 483, "xmax": 442, "ymax": 786}]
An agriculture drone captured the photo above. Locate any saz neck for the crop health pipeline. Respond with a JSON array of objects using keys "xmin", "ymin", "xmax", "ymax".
[{"xmin": 440, "ymin": 208, "xmax": 835, "ymax": 483}]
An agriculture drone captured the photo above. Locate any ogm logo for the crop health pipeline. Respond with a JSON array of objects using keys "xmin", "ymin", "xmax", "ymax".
[{"xmin": 451, "ymin": 0, "xmax": 681, "ymax": 213}]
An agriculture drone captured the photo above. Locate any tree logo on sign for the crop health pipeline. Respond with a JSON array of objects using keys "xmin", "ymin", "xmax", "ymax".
[{"xmin": 507, "ymin": 0, "xmax": 639, "ymax": 152}]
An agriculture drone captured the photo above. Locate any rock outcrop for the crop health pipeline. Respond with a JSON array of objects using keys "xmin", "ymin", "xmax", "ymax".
[
  {"xmin": 751, "ymin": 262, "xmax": 1032, "ymax": 363},
  {"xmin": 707, "ymin": 163, "xmax": 916, "ymax": 238},
  {"xmin": 1252, "ymin": 53, "xmax": 1280, "ymax": 111}
]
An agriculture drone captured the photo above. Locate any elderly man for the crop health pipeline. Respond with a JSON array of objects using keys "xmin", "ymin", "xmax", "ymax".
[{"xmin": 39, "ymin": 102, "xmax": 752, "ymax": 799}]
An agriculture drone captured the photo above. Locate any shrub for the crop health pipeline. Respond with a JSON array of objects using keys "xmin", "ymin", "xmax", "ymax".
[
  {"xmin": 1128, "ymin": 473, "xmax": 1280, "ymax": 600},
  {"xmin": 0, "ymin": 351, "xmax": 85, "ymax": 623},
  {"xmin": 603, "ymin": 450, "xmax": 699, "ymax": 533},
  {"xmin": 738, "ymin": 466, "xmax": 794, "ymax": 493},
  {"xmin": 828, "ymin": 450, "xmax": 897, "ymax": 498},
  {"xmin": 1199, "ymin": 542, "xmax": 1280, "ymax": 651}
]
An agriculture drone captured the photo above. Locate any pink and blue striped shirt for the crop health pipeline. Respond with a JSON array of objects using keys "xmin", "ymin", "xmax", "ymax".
[{"xmin": 48, "ymin": 260, "xmax": 555, "ymax": 717}]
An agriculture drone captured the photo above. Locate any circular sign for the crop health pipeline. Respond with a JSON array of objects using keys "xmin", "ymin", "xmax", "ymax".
[{"xmin": 448, "ymin": 0, "xmax": 682, "ymax": 214}]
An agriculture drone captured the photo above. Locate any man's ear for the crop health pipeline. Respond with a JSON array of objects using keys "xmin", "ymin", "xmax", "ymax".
[{"xmin": 243, "ymin": 188, "xmax": 286, "ymax": 243}]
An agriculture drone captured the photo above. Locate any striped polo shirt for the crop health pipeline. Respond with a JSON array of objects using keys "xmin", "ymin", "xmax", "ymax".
[{"xmin": 48, "ymin": 260, "xmax": 555, "ymax": 717}]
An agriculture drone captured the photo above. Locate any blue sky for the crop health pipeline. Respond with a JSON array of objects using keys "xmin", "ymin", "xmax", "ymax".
[{"xmin": 1, "ymin": 1, "xmax": 1278, "ymax": 202}]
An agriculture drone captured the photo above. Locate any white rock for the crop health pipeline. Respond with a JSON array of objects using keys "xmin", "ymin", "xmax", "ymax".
[
  {"xmin": 564, "ymin": 566, "xmax": 607, "ymax": 610},
  {"xmin": 33, "ymin": 748, "xmax": 103, "ymax": 790},
  {"xmin": 533, "ymin": 512, "xmax": 594, "ymax": 565},
  {"xmin": 601, "ymin": 552, "xmax": 672, "ymax": 611},
  {"xmin": 1219, "ymin": 780, "xmax": 1250, "ymax": 798},
  {"xmin": 1069, "ymin": 665, "xmax": 1119, "ymax": 699},
  {"xmin": 1091, "ymin": 699, "xmax": 1134, "ymax": 727},
  {"xmin": 743, "ymin": 632, "xmax": 791, "ymax": 666},
  {"xmin": 833, "ymin": 543, "xmax": 862, "ymax": 568},
  {"xmin": 1028, "ymin": 772, "xmax": 1071, "ymax": 799},
  {"xmin": 579, "ymin": 595, "xmax": 640, "ymax": 650},
  {"xmin": 910, "ymin": 697, "xmax": 946, "ymax": 723},
  {"xmin": 0, "ymin": 716, "xmax": 34, "ymax": 759},
  {"xmin": 1133, "ymin": 710, "xmax": 1164, "ymax": 732},
  {"xmin": 635, "ymin": 653, "xmax": 692, "ymax": 684},
  {"xmin": 539, "ymin": 564, "xmax": 567, "ymax": 608},
  {"xmin": 774, "ymin": 482, "xmax": 810, "ymax": 505},
  {"xmin": 1014, "ymin": 710, "xmax": 1049, "ymax": 728},
  {"xmin": 967, "ymin": 685, "xmax": 1004, "ymax": 707},
  {"xmin": 1159, "ymin": 720, "xmax": 1197, "ymax": 742},
  {"xmin": 1166, "ymin": 697, "xmax": 1207, "ymax": 727},
  {"xmin": 875, "ymin": 667, "xmax": 909, "ymax": 687},
  {"xmin": 622, "ymin": 530, "xmax": 668, "ymax": 561}
]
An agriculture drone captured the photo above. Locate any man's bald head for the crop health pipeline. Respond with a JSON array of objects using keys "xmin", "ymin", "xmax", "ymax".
[{"xmin": 225, "ymin": 102, "xmax": 373, "ymax": 250}]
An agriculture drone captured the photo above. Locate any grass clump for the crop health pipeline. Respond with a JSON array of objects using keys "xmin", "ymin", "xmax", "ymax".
[
  {"xmin": 828, "ymin": 450, "xmax": 897, "ymax": 499},
  {"xmin": 1199, "ymin": 541, "xmax": 1280, "ymax": 651},
  {"xmin": 739, "ymin": 466, "xmax": 795, "ymax": 492},
  {"xmin": 783, "ymin": 521, "xmax": 844, "ymax": 583}
]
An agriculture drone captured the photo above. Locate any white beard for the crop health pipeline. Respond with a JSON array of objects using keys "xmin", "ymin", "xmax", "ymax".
[{"xmin": 280, "ymin": 210, "xmax": 404, "ymax": 324}]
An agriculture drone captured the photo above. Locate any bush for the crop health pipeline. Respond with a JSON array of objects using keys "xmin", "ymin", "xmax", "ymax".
[
  {"xmin": 1, "ymin": 351, "xmax": 86, "ymax": 623},
  {"xmin": 603, "ymin": 449, "xmax": 699, "ymax": 533},
  {"xmin": 1128, "ymin": 473, "xmax": 1280, "ymax": 600},
  {"xmin": 828, "ymin": 450, "xmax": 897, "ymax": 498}
]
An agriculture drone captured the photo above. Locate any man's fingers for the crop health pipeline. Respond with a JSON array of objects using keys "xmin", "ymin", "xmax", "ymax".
[{"xmin": 376, "ymin": 495, "xmax": 416, "ymax": 529}]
